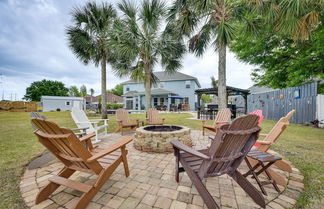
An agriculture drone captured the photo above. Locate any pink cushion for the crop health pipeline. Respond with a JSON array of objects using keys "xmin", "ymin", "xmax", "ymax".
[{"xmin": 249, "ymin": 110, "xmax": 264, "ymax": 126}]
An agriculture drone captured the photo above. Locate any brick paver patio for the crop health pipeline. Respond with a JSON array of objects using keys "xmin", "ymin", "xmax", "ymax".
[{"xmin": 20, "ymin": 130, "xmax": 304, "ymax": 209}]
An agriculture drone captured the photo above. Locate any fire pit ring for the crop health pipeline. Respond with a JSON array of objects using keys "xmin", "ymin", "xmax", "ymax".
[{"xmin": 134, "ymin": 125, "xmax": 192, "ymax": 152}]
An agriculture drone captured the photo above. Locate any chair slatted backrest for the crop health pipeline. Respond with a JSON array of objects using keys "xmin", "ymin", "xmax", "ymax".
[
  {"xmin": 71, "ymin": 107, "xmax": 94, "ymax": 133},
  {"xmin": 260, "ymin": 110, "xmax": 295, "ymax": 152},
  {"xmin": 116, "ymin": 109, "xmax": 131, "ymax": 125},
  {"xmin": 249, "ymin": 110, "xmax": 264, "ymax": 125},
  {"xmin": 147, "ymin": 108, "xmax": 162, "ymax": 124},
  {"xmin": 198, "ymin": 115, "xmax": 260, "ymax": 178},
  {"xmin": 31, "ymin": 118, "xmax": 103, "ymax": 174},
  {"xmin": 30, "ymin": 112, "xmax": 47, "ymax": 130},
  {"xmin": 212, "ymin": 108, "xmax": 232, "ymax": 127}
]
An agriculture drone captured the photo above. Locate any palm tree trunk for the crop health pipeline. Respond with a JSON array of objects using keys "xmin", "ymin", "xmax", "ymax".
[
  {"xmin": 101, "ymin": 56, "xmax": 107, "ymax": 119},
  {"xmin": 144, "ymin": 64, "xmax": 151, "ymax": 111},
  {"xmin": 218, "ymin": 42, "xmax": 227, "ymax": 110}
]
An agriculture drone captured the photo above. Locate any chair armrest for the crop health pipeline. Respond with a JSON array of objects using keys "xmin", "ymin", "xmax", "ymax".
[
  {"xmin": 256, "ymin": 140, "xmax": 271, "ymax": 145},
  {"xmin": 89, "ymin": 119, "xmax": 109, "ymax": 123},
  {"xmin": 79, "ymin": 133, "xmax": 96, "ymax": 142},
  {"xmin": 87, "ymin": 137, "xmax": 133, "ymax": 162},
  {"xmin": 171, "ymin": 140, "xmax": 210, "ymax": 160},
  {"xmin": 215, "ymin": 121, "xmax": 229, "ymax": 125},
  {"xmin": 71, "ymin": 127, "xmax": 89, "ymax": 132}
]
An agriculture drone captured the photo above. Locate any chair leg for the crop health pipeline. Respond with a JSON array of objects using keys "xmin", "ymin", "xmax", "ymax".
[
  {"xmin": 180, "ymin": 158, "xmax": 220, "ymax": 209},
  {"xmin": 36, "ymin": 167, "xmax": 75, "ymax": 204},
  {"xmin": 121, "ymin": 146, "xmax": 129, "ymax": 177},
  {"xmin": 202, "ymin": 127, "xmax": 205, "ymax": 136},
  {"xmin": 174, "ymin": 149, "xmax": 180, "ymax": 182},
  {"xmin": 74, "ymin": 158, "xmax": 123, "ymax": 209},
  {"xmin": 231, "ymin": 170, "xmax": 266, "ymax": 208}
]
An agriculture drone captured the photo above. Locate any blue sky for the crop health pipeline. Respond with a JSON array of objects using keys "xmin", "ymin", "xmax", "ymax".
[{"xmin": 0, "ymin": 0, "xmax": 256, "ymax": 100}]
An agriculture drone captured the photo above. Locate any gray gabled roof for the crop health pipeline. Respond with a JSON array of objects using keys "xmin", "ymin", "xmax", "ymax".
[
  {"xmin": 122, "ymin": 88, "xmax": 177, "ymax": 97},
  {"xmin": 121, "ymin": 71, "xmax": 201, "ymax": 87}
]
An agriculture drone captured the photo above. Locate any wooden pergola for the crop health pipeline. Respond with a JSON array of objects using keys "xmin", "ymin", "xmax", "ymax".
[{"xmin": 195, "ymin": 86, "xmax": 250, "ymax": 114}]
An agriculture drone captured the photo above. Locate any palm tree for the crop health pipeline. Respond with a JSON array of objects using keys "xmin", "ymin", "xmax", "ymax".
[
  {"xmin": 110, "ymin": 0, "xmax": 186, "ymax": 110},
  {"xmin": 66, "ymin": 2, "xmax": 116, "ymax": 119},
  {"xmin": 168, "ymin": 0, "xmax": 260, "ymax": 109},
  {"xmin": 90, "ymin": 88, "xmax": 95, "ymax": 103},
  {"xmin": 249, "ymin": 0, "xmax": 322, "ymax": 41}
]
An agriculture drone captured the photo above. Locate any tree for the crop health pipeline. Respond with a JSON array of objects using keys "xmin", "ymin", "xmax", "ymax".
[
  {"xmin": 231, "ymin": 27, "xmax": 324, "ymax": 89},
  {"xmin": 168, "ymin": 0, "xmax": 260, "ymax": 110},
  {"xmin": 90, "ymin": 88, "xmax": 95, "ymax": 103},
  {"xmin": 230, "ymin": 0, "xmax": 324, "ymax": 89},
  {"xmin": 107, "ymin": 84, "xmax": 123, "ymax": 96},
  {"xmin": 110, "ymin": 0, "xmax": 186, "ymax": 110},
  {"xmin": 80, "ymin": 85, "xmax": 87, "ymax": 96},
  {"xmin": 211, "ymin": 76, "xmax": 218, "ymax": 89},
  {"xmin": 24, "ymin": 79, "xmax": 69, "ymax": 101},
  {"xmin": 67, "ymin": 2, "xmax": 117, "ymax": 119},
  {"xmin": 69, "ymin": 85, "xmax": 81, "ymax": 97}
]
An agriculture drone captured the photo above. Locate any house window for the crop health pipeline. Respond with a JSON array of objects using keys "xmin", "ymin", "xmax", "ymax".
[
  {"xmin": 185, "ymin": 81, "xmax": 191, "ymax": 88},
  {"xmin": 160, "ymin": 98, "xmax": 164, "ymax": 105},
  {"xmin": 154, "ymin": 98, "xmax": 158, "ymax": 106},
  {"xmin": 66, "ymin": 101, "xmax": 70, "ymax": 106},
  {"xmin": 159, "ymin": 82, "xmax": 164, "ymax": 88},
  {"xmin": 184, "ymin": 97, "xmax": 189, "ymax": 104},
  {"xmin": 126, "ymin": 86, "xmax": 130, "ymax": 91}
]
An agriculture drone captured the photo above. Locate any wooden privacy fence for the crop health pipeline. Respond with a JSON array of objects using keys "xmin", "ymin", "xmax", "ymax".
[
  {"xmin": 247, "ymin": 82, "xmax": 318, "ymax": 124},
  {"xmin": 0, "ymin": 101, "xmax": 37, "ymax": 112}
]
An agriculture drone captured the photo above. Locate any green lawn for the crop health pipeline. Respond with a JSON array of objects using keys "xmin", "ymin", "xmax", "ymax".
[{"xmin": 0, "ymin": 111, "xmax": 323, "ymax": 208}]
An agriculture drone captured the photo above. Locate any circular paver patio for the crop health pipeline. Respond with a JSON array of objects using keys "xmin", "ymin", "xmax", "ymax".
[{"xmin": 20, "ymin": 130, "xmax": 304, "ymax": 209}]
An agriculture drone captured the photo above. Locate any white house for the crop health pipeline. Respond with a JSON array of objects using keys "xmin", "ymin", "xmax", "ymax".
[
  {"xmin": 41, "ymin": 96, "xmax": 85, "ymax": 112},
  {"xmin": 121, "ymin": 71, "xmax": 201, "ymax": 111}
]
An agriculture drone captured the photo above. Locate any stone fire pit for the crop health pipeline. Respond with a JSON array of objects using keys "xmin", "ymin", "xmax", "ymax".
[{"xmin": 134, "ymin": 125, "xmax": 192, "ymax": 152}]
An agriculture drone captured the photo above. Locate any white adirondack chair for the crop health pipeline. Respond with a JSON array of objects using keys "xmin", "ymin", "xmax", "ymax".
[{"xmin": 71, "ymin": 107, "xmax": 108, "ymax": 143}]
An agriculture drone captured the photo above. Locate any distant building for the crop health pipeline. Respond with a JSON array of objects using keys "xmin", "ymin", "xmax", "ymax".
[
  {"xmin": 121, "ymin": 71, "xmax": 201, "ymax": 111},
  {"xmin": 84, "ymin": 93, "xmax": 123, "ymax": 109},
  {"xmin": 41, "ymin": 96, "xmax": 85, "ymax": 112}
]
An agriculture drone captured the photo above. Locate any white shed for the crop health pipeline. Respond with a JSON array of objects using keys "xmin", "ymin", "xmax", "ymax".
[{"xmin": 41, "ymin": 96, "xmax": 85, "ymax": 112}]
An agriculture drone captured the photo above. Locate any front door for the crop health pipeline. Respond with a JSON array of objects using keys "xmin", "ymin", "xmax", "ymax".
[{"xmin": 126, "ymin": 100, "xmax": 133, "ymax": 109}]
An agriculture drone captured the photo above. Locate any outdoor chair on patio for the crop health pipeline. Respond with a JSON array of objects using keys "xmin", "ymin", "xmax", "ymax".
[
  {"xmin": 31, "ymin": 118, "xmax": 132, "ymax": 209},
  {"xmin": 146, "ymin": 108, "xmax": 165, "ymax": 125},
  {"xmin": 71, "ymin": 107, "xmax": 108, "ymax": 143},
  {"xmin": 30, "ymin": 112, "xmax": 88, "ymax": 137},
  {"xmin": 115, "ymin": 109, "xmax": 139, "ymax": 135},
  {"xmin": 171, "ymin": 114, "xmax": 266, "ymax": 209},
  {"xmin": 201, "ymin": 108, "xmax": 232, "ymax": 136},
  {"xmin": 248, "ymin": 109, "xmax": 296, "ymax": 186}
]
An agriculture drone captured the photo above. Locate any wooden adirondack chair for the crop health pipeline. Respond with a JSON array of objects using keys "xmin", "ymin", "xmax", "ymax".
[
  {"xmin": 248, "ymin": 109, "xmax": 296, "ymax": 186},
  {"xmin": 71, "ymin": 107, "xmax": 108, "ymax": 143},
  {"xmin": 146, "ymin": 108, "xmax": 165, "ymax": 125},
  {"xmin": 31, "ymin": 118, "xmax": 132, "ymax": 209},
  {"xmin": 202, "ymin": 108, "xmax": 232, "ymax": 136},
  {"xmin": 30, "ymin": 112, "xmax": 88, "ymax": 137},
  {"xmin": 249, "ymin": 110, "xmax": 264, "ymax": 125},
  {"xmin": 172, "ymin": 115, "xmax": 265, "ymax": 209},
  {"xmin": 115, "ymin": 109, "xmax": 139, "ymax": 135}
]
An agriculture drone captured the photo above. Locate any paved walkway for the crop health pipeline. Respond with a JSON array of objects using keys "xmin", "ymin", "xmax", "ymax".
[{"xmin": 20, "ymin": 130, "xmax": 304, "ymax": 209}]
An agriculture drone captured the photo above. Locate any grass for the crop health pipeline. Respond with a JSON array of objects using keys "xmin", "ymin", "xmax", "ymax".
[{"xmin": 0, "ymin": 111, "xmax": 323, "ymax": 208}]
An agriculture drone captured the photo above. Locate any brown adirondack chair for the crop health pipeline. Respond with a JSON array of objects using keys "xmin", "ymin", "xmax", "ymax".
[
  {"xmin": 248, "ymin": 109, "xmax": 296, "ymax": 186},
  {"xmin": 30, "ymin": 112, "xmax": 89, "ymax": 137},
  {"xmin": 31, "ymin": 118, "xmax": 132, "ymax": 209},
  {"xmin": 202, "ymin": 108, "xmax": 232, "ymax": 136},
  {"xmin": 115, "ymin": 109, "xmax": 139, "ymax": 135},
  {"xmin": 146, "ymin": 108, "xmax": 165, "ymax": 125},
  {"xmin": 171, "ymin": 114, "xmax": 265, "ymax": 209}
]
